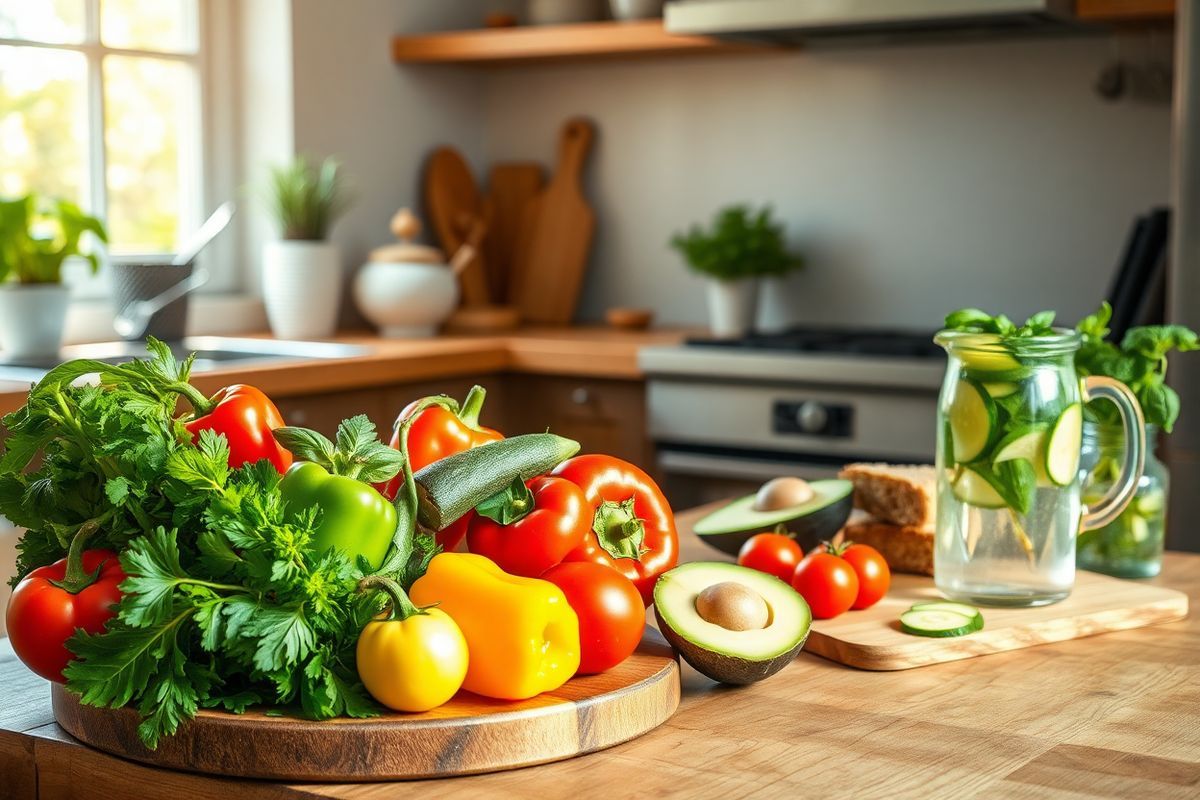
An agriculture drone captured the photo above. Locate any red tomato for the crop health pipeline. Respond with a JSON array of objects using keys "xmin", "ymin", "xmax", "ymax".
[
  {"xmin": 737, "ymin": 533, "xmax": 803, "ymax": 582},
  {"xmin": 791, "ymin": 552, "xmax": 858, "ymax": 620},
  {"xmin": 541, "ymin": 562, "xmax": 645, "ymax": 675},
  {"xmin": 841, "ymin": 543, "xmax": 891, "ymax": 610}
]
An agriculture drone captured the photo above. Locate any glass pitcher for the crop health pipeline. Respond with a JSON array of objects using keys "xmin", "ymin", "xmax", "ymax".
[{"xmin": 933, "ymin": 329, "xmax": 1145, "ymax": 607}]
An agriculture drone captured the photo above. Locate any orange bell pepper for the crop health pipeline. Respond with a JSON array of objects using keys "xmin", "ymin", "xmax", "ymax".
[{"xmin": 409, "ymin": 553, "xmax": 580, "ymax": 700}]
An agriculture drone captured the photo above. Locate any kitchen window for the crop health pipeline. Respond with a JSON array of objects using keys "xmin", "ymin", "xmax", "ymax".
[{"xmin": 0, "ymin": 0, "xmax": 237, "ymax": 298}]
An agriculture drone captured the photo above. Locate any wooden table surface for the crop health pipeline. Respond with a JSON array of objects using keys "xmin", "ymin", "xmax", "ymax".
[{"xmin": 2, "ymin": 507, "xmax": 1198, "ymax": 799}]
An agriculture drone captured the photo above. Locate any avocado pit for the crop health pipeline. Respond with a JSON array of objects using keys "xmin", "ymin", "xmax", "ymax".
[
  {"xmin": 753, "ymin": 476, "xmax": 815, "ymax": 512},
  {"xmin": 695, "ymin": 581, "xmax": 770, "ymax": 631}
]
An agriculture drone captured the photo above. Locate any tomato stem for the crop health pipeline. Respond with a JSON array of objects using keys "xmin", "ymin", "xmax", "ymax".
[
  {"xmin": 48, "ymin": 515, "xmax": 109, "ymax": 594},
  {"xmin": 357, "ymin": 575, "xmax": 425, "ymax": 621},
  {"xmin": 172, "ymin": 381, "xmax": 217, "ymax": 418}
]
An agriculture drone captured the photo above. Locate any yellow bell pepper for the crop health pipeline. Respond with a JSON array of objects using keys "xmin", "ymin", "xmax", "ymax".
[
  {"xmin": 409, "ymin": 552, "xmax": 580, "ymax": 700},
  {"xmin": 356, "ymin": 575, "xmax": 468, "ymax": 713}
]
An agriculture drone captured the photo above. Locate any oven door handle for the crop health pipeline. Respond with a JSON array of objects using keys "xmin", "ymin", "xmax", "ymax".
[{"xmin": 657, "ymin": 450, "xmax": 844, "ymax": 482}]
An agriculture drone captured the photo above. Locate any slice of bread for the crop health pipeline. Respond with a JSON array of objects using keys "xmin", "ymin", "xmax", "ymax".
[
  {"xmin": 839, "ymin": 518, "xmax": 933, "ymax": 576},
  {"xmin": 839, "ymin": 463, "xmax": 936, "ymax": 530}
]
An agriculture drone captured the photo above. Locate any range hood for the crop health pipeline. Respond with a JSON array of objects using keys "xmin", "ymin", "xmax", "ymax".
[{"xmin": 664, "ymin": 0, "xmax": 1077, "ymax": 43}]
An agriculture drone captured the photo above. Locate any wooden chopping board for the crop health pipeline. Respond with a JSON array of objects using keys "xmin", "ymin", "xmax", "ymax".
[
  {"xmin": 511, "ymin": 118, "xmax": 596, "ymax": 325},
  {"xmin": 52, "ymin": 633, "xmax": 679, "ymax": 782},
  {"xmin": 805, "ymin": 570, "xmax": 1189, "ymax": 670},
  {"xmin": 486, "ymin": 162, "xmax": 544, "ymax": 305},
  {"xmin": 423, "ymin": 147, "xmax": 492, "ymax": 307}
]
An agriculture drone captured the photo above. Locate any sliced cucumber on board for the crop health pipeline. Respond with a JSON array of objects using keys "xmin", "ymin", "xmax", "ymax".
[
  {"xmin": 1045, "ymin": 403, "xmax": 1083, "ymax": 486},
  {"xmin": 948, "ymin": 378, "xmax": 995, "ymax": 463},
  {"xmin": 909, "ymin": 601, "xmax": 985, "ymax": 629},
  {"xmin": 900, "ymin": 608, "xmax": 983, "ymax": 638}
]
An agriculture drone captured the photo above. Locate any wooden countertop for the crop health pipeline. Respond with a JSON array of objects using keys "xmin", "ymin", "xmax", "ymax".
[
  {"xmin": 0, "ymin": 327, "xmax": 689, "ymax": 417},
  {"xmin": 2, "ymin": 505, "xmax": 1198, "ymax": 799}
]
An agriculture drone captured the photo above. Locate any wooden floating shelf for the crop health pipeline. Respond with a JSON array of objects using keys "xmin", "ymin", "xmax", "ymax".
[
  {"xmin": 1074, "ymin": 0, "xmax": 1175, "ymax": 22},
  {"xmin": 391, "ymin": 20, "xmax": 775, "ymax": 66}
]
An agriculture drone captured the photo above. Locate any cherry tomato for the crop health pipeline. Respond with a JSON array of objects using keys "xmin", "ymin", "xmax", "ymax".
[
  {"xmin": 541, "ymin": 562, "xmax": 645, "ymax": 675},
  {"xmin": 841, "ymin": 543, "xmax": 891, "ymax": 610},
  {"xmin": 737, "ymin": 532, "xmax": 803, "ymax": 583},
  {"xmin": 791, "ymin": 552, "xmax": 859, "ymax": 620}
]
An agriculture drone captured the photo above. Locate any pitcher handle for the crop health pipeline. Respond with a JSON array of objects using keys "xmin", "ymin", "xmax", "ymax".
[{"xmin": 1080, "ymin": 376, "xmax": 1146, "ymax": 531}]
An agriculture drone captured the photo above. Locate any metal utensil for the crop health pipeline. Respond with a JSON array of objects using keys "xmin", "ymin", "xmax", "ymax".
[
  {"xmin": 173, "ymin": 201, "xmax": 235, "ymax": 267},
  {"xmin": 113, "ymin": 268, "xmax": 210, "ymax": 339}
]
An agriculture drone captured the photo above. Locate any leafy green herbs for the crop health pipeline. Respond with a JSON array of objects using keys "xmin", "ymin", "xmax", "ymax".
[
  {"xmin": 670, "ymin": 205, "xmax": 803, "ymax": 282},
  {"xmin": 0, "ymin": 342, "xmax": 431, "ymax": 748},
  {"xmin": 273, "ymin": 415, "xmax": 404, "ymax": 483},
  {"xmin": 943, "ymin": 308, "xmax": 1057, "ymax": 339},
  {"xmin": 1075, "ymin": 302, "xmax": 1198, "ymax": 432}
]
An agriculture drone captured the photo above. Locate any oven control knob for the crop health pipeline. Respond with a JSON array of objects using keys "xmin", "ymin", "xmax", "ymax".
[{"xmin": 796, "ymin": 401, "xmax": 828, "ymax": 433}]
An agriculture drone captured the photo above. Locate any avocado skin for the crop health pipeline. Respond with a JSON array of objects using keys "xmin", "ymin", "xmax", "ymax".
[
  {"xmin": 697, "ymin": 492, "xmax": 853, "ymax": 556},
  {"xmin": 653, "ymin": 606, "xmax": 810, "ymax": 685}
]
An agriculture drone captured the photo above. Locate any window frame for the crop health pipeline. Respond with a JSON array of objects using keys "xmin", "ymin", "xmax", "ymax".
[{"xmin": 0, "ymin": 0, "xmax": 241, "ymax": 296}]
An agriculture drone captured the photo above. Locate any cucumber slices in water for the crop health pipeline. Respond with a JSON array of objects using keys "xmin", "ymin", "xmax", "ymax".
[
  {"xmin": 982, "ymin": 381, "xmax": 1020, "ymax": 399},
  {"xmin": 951, "ymin": 466, "xmax": 1007, "ymax": 509},
  {"xmin": 1045, "ymin": 403, "xmax": 1083, "ymax": 486},
  {"xmin": 992, "ymin": 423, "xmax": 1052, "ymax": 487},
  {"xmin": 948, "ymin": 378, "xmax": 995, "ymax": 463},
  {"xmin": 900, "ymin": 602, "xmax": 984, "ymax": 638}
]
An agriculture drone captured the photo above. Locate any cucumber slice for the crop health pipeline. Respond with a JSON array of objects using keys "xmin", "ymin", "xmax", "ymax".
[
  {"xmin": 1045, "ymin": 403, "xmax": 1083, "ymax": 486},
  {"xmin": 1130, "ymin": 514, "xmax": 1150, "ymax": 542},
  {"xmin": 909, "ymin": 602, "xmax": 985, "ymax": 629},
  {"xmin": 948, "ymin": 378, "xmax": 995, "ymax": 463},
  {"xmin": 982, "ymin": 381, "xmax": 1020, "ymax": 399},
  {"xmin": 954, "ymin": 335, "xmax": 1022, "ymax": 373},
  {"xmin": 951, "ymin": 466, "xmax": 1007, "ymax": 509},
  {"xmin": 993, "ymin": 424, "xmax": 1052, "ymax": 486},
  {"xmin": 900, "ymin": 609, "xmax": 982, "ymax": 638},
  {"xmin": 1135, "ymin": 489, "xmax": 1165, "ymax": 516}
]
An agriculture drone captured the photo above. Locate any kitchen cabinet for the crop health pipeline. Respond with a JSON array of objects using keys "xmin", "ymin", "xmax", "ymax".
[{"xmin": 499, "ymin": 374, "xmax": 650, "ymax": 467}]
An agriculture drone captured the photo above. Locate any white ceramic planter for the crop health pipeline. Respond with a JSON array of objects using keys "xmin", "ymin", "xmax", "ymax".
[
  {"xmin": 706, "ymin": 278, "xmax": 759, "ymax": 338},
  {"xmin": 262, "ymin": 241, "xmax": 341, "ymax": 339},
  {"xmin": 353, "ymin": 262, "xmax": 459, "ymax": 338},
  {"xmin": 0, "ymin": 283, "xmax": 70, "ymax": 359}
]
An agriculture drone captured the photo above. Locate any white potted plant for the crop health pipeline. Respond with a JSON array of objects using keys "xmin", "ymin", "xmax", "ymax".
[
  {"xmin": 670, "ymin": 205, "xmax": 803, "ymax": 338},
  {"xmin": 260, "ymin": 156, "xmax": 351, "ymax": 339},
  {"xmin": 0, "ymin": 195, "xmax": 106, "ymax": 358}
]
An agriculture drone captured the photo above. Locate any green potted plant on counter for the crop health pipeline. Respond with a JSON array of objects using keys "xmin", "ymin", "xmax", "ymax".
[
  {"xmin": 1075, "ymin": 302, "xmax": 1197, "ymax": 578},
  {"xmin": 670, "ymin": 205, "xmax": 803, "ymax": 338},
  {"xmin": 0, "ymin": 194, "xmax": 106, "ymax": 358},
  {"xmin": 260, "ymin": 155, "xmax": 352, "ymax": 339}
]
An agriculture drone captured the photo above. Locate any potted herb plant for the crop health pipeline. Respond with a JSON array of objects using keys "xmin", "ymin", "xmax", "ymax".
[
  {"xmin": 1075, "ymin": 302, "xmax": 1197, "ymax": 578},
  {"xmin": 260, "ymin": 156, "xmax": 352, "ymax": 339},
  {"xmin": 670, "ymin": 205, "xmax": 803, "ymax": 338},
  {"xmin": 0, "ymin": 194, "xmax": 106, "ymax": 358}
]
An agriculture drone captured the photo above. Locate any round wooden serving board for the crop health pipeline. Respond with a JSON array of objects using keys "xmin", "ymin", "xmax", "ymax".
[{"xmin": 52, "ymin": 636, "xmax": 679, "ymax": 782}]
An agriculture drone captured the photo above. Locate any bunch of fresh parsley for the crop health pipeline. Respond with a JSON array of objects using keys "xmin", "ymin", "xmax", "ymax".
[
  {"xmin": 1075, "ymin": 302, "xmax": 1198, "ymax": 432},
  {"xmin": 0, "ymin": 340, "xmax": 429, "ymax": 747}
]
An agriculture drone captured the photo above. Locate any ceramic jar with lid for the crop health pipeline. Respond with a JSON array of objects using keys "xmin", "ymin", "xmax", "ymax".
[{"xmin": 352, "ymin": 209, "xmax": 459, "ymax": 338}]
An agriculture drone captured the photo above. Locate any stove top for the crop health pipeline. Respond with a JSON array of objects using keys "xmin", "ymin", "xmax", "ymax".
[{"xmin": 685, "ymin": 326, "xmax": 944, "ymax": 360}]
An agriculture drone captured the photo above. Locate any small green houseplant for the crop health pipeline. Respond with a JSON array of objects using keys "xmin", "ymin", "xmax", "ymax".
[
  {"xmin": 0, "ymin": 194, "xmax": 107, "ymax": 357},
  {"xmin": 671, "ymin": 205, "xmax": 803, "ymax": 337},
  {"xmin": 260, "ymin": 156, "xmax": 353, "ymax": 339}
]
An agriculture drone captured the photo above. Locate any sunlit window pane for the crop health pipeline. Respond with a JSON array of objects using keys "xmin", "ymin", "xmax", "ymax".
[
  {"xmin": 100, "ymin": 0, "xmax": 196, "ymax": 53},
  {"xmin": 0, "ymin": 0, "xmax": 85, "ymax": 44},
  {"xmin": 0, "ymin": 46, "xmax": 89, "ymax": 204},
  {"xmin": 104, "ymin": 55, "xmax": 198, "ymax": 254}
]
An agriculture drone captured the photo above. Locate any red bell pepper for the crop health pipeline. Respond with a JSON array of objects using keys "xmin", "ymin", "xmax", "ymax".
[
  {"xmin": 379, "ymin": 386, "xmax": 502, "ymax": 550},
  {"xmin": 465, "ymin": 476, "xmax": 590, "ymax": 577},
  {"xmin": 553, "ymin": 455, "xmax": 679, "ymax": 606},
  {"xmin": 183, "ymin": 384, "xmax": 292, "ymax": 473},
  {"xmin": 6, "ymin": 530, "xmax": 125, "ymax": 682}
]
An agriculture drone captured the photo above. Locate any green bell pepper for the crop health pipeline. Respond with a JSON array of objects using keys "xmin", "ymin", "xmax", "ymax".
[{"xmin": 280, "ymin": 461, "xmax": 397, "ymax": 570}]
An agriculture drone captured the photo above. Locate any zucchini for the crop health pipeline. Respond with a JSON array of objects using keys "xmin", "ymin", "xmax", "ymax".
[{"xmin": 414, "ymin": 433, "xmax": 580, "ymax": 530}]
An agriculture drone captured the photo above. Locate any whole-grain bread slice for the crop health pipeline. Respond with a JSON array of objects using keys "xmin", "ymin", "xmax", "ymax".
[
  {"xmin": 839, "ymin": 518, "xmax": 933, "ymax": 576},
  {"xmin": 839, "ymin": 463, "xmax": 936, "ymax": 530}
]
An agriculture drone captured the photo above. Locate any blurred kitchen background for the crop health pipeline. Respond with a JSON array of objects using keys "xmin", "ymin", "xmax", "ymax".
[{"xmin": 0, "ymin": 0, "xmax": 1197, "ymax": 611}]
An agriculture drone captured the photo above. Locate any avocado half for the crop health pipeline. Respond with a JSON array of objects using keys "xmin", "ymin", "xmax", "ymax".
[
  {"xmin": 692, "ymin": 479, "xmax": 853, "ymax": 555},
  {"xmin": 653, "ymin": 562, "xmax": 812, "ymax": 685}
]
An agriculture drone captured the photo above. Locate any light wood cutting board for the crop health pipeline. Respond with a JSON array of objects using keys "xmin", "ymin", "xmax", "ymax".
[
  {"xmin": 511, "ymin": 118, "xmax": 596, "ymax": 325},
  {"xmin": 423, "ymin": 147, "xmax": 492, "ymax": 307},
  {"xmin": 804, "ymin": 570, "xmax": 1188, "ymax": 670},
  {"xmin": 486, "ymin": 162, "xmax": 544, "ymax": 305}
]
